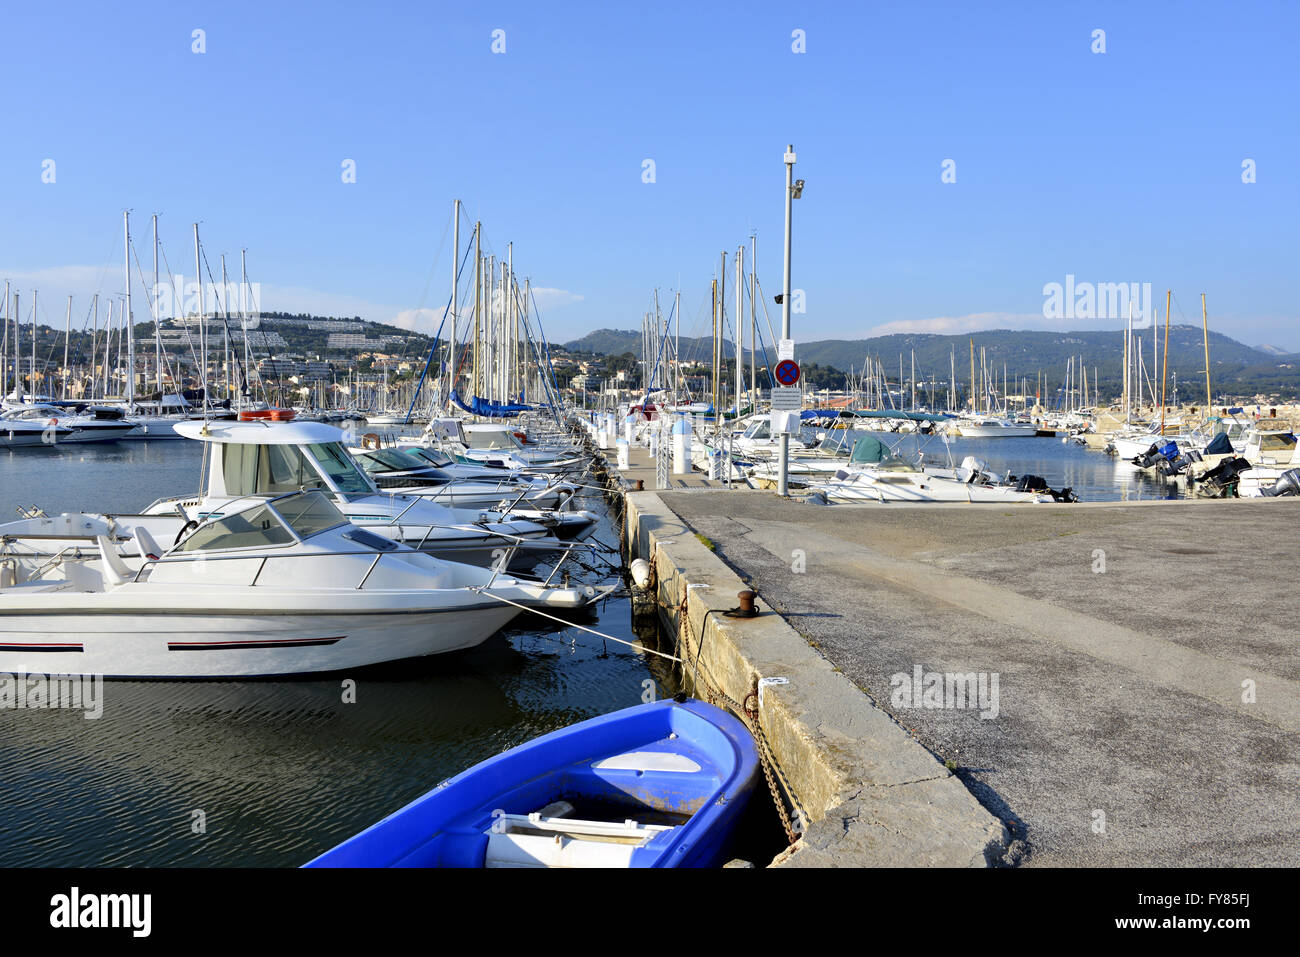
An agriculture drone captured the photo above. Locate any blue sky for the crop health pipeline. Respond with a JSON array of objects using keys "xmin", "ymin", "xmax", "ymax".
[{"xmin": 2, "ymin": 1, "xmax": 1297, "ymax": 349}]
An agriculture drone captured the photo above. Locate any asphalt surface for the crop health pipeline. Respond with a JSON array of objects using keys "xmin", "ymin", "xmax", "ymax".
[{"xmin": 659, "ymin": 491, "xmax": 1300, "ymax": 866}]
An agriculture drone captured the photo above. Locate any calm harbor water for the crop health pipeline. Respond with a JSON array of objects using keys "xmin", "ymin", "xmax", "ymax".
[{"xmin": 0, "ymin": 440, "xmax": 662, "ymax": 866}]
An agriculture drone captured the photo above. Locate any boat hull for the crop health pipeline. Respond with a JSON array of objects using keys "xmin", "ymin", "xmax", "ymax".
[{"xmin": 0, "ymin": 602, "xmax": 519, "ymax": 677}]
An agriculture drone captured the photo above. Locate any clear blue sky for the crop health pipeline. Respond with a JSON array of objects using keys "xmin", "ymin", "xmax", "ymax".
[{"xmin": 2, "ymin": 1, "xmax": 1297, "ymax": 349}]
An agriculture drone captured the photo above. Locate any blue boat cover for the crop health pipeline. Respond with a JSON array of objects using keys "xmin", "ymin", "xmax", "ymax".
[
  {"xmin": 449, "ymin": 389, "xmax": 534, "ymax": 418},
  {"xmin": 1203, "ymin": 432, "xmax": 1234, "ymax": 456}
]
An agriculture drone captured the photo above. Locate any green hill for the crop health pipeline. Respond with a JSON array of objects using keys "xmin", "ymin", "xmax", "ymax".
[{"xmin": 563, "ymin": 326, "xmax": 1300, "ymax": 401}]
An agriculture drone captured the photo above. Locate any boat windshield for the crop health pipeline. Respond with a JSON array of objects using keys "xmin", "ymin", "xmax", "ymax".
[
  {"xmin": 849, "ymin": 436, "xmax": 912, "ymax": 470},
  {"xmin": 818, "ymin": 428, "xmax": 866, "ymax": 455},
  {"xmin": 272, "ymin": 490, "xmax": 348, "ymax": 539},
  {"xmin": 467, "ymin": 429, "xmax": 521, "ymax": 450},
  {"xmin": 744, "ymin": 420, "xmax": 771, "ymax": 440},
  {"xmin": 179, "ymin": 502, "xmax": 295, "ymax": 552},
  {"xmin": 357, "ymin": 448, "xmax": 425, "ymax": 474},
  {"xmin": 407, "ymin": 447, "xmax": 455, "ymax": 468},
  {"xmin": 305, "ymin": 443, "xmax": 375, "ymax": 494}
]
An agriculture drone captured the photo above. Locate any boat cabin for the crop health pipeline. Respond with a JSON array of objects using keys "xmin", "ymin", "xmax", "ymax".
[{"xmin": 176, "ymin": 420, "xmax": 380, "ymax": 502}]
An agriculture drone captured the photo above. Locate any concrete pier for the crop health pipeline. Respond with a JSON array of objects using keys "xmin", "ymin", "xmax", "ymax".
[{"xmin": 603, "ymin": 435, "xmax": 1300, "ymax": 866}]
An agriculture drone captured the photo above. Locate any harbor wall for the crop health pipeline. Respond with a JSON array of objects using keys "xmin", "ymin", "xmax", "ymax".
[{"xmin": 620, "ymin": 488, "xmax": 1011, "ymax": 867}]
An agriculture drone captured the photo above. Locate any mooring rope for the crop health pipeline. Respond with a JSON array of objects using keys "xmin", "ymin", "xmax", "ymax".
[{"xmin": 472, "ymin": 588, "xmax": 685, "ymax": 664}]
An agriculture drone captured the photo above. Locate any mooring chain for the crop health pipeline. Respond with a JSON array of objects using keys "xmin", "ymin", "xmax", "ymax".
[{"xmin": 675, "ymin": 589, "xmax": 804, "ymax": 846}]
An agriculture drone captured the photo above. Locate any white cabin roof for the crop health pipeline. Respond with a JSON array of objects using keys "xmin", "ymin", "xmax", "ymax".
[{"xmin": 174, "ymin": 420, "xmax": 346, "ymax": 445}]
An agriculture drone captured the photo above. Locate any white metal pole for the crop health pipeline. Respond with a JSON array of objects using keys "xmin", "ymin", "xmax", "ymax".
[
  {"xmin": 63, "ymin": 295, "xmax": 71, "ymax": 400},
  {"xmin": 778, "ymin": 144, "xmax": 796, "ymax": 497},
  {"xmin": 735, "ymin": 244, "xmax": 743, "ymax": 416},
  {"xmin": 450, "ymin": 199, "xmax": 460, "ymax": 404},
  {"xmin": 124, "ymin": 211, "xmax": 135, "ymax": 404},
  {"xmin": 153, "ymin": 214, "xmax": 162, "ymax": 395},
  {"xmin": 194, "ymin": 223, "xmax": 206, "ymax": 412}
]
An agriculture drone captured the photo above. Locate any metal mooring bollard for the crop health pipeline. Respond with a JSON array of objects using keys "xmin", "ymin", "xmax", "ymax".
[{"xmin": 725, "ymin": 590, "xmax": 759, "ymax": 619}]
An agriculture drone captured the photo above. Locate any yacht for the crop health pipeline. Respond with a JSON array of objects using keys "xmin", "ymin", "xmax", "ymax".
[
  {"xmin": 0, "ymin": 403, "xmax": 137, "ymax": 444},
  {"xmin": 0, "ymin": 490, "xmax": 575, "ymax": 677}
]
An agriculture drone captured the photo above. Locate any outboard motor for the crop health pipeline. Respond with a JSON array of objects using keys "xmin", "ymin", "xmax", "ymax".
[
  {"xmin": 1195, "ymin": 456, "xmax": 1254, "ymax": 498},
  {"xmin": 1262, "ymin": 468, "xmax": 1300, "ymax": 498},
  {"xmin": 1015, "ymin": 475, "xmax": 1050, "ymax": 494},
  {"xmin": 1014, "ymin": 475, "xmax": 1078, "ymax": 503},
  {"xmin": 1133, "ymin": 440, "xmax": 1180, "ymax": 472}
]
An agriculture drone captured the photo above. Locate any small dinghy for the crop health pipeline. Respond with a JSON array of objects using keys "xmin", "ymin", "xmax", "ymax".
[{"xmin": 305, "ymin": 697, "xmax": 760, "ymax": 868}]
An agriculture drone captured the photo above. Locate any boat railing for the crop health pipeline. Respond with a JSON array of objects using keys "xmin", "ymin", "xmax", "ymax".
[{"xmin": 129, "ymin": 544, "xmax": 419, "ymax": 590}]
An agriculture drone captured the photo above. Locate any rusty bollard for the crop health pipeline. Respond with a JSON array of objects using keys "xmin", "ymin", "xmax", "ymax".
[{"xmin": 725, "ymin": 589, "xmax": 759, "ymax": 619}]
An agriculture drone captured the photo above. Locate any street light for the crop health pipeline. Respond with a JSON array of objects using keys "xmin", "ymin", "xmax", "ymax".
[{"xmin": 777, "ymin": 145, "xmax": 802, "ymax": 498}]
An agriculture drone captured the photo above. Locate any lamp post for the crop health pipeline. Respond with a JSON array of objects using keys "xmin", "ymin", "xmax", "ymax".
[{"xmin": 777, "ymin": 144, "xmax": 802, "ymax": 497}]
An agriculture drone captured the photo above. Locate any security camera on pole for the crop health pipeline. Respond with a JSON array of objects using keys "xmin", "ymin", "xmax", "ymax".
[{"xmin": 777, "ymin": 144, "xmax": 804, "ymax": 497}]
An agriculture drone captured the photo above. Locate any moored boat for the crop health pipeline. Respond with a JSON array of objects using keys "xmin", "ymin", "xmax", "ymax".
[{"xmin": 304, "ymin": 697, "xmax": 760, "ymax": 868}]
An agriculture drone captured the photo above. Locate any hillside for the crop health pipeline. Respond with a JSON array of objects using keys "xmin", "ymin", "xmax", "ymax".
[{"xmin": 563, "ymin": 327, "xmax": 1300, "ymax": 400}]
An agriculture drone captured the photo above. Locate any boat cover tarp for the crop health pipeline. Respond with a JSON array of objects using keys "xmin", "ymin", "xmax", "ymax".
[
  {"xmin": 849, "ymin": 435, "xmax": 893, "ymax": 464},
  {"xmin": 449, "ymin": 390, "xmax": 534, "ymax": 418},
  {"xmin": 841, "ymin": 409, "xmax": 953, "ymax": 422},
  {"xmin": 1203, "ymin": 432, "xmax": 1234, "ymax": 456}
]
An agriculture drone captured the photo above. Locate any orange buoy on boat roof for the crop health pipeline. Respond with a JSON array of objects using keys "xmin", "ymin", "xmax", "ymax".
[{"xmin": 238, "ymin": 408, "xmax": 295, "ymax": 422}]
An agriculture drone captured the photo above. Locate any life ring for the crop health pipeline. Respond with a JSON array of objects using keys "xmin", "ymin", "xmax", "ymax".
[
  {"xmin": 513, "ymin": 431, "xmax": 528, "ymax": 444},
  {"xmin": 362, "ymin": 433, "xmax": 381, "ymax": 450}
]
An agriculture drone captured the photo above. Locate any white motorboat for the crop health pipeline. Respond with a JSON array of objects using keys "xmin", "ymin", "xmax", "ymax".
[
  {"xmin": 350, "ymin": 446, "xmax": 578, "ymax": 511},
  {"xmin": 139, "ymin": 419, "xmax": 574, "ymax": 571},
  {"xmin": 952, "ymin": 417, "xmax": 1038, "ymax": 438},
  {"xmin": 1239, "ymin": 419, "xmax": 1297, "ymax": 467},
  {"xmin": 0, "ymin": 490, "xmax": 555, "ymax": 678},
  {"xmin": 0, "ymin": 416, "xmax": 75, "ymax": 448},
  {"xmin": 805, "ymin": 436, "xmax": 1066, "ymax": 504},
  {"xmin": 461, "ymin": 423, "xmax": 587, "ymax": 470},
  {"xmin": 0, "ymin": 403, "xmax": 138, "ymax": 444}
]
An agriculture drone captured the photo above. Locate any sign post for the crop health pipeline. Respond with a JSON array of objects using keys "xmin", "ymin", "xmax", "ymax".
[{"xmin": 778, "ymin": 145, "xmax": 798, "ymax": 497}]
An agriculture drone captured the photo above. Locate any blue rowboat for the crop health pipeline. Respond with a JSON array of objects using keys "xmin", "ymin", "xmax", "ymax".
[{"xmin": 305, "ymin": 697, "xmax": 760, "ymax": 868}]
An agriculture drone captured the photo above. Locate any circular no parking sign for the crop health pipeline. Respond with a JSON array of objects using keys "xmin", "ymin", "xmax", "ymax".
[{"xmin": 774, "ymin": 359, "xmax": 801, "ymax": 386}]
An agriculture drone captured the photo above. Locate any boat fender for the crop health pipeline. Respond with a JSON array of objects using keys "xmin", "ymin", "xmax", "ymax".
[{"xmin": 629, "ymin": 558, "xmax": 651, "ymax": 588}]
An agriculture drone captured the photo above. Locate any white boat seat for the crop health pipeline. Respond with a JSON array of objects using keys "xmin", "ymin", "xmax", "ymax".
[
  {"xmin": 483, "ymin": 813, "xmax": 676, "ymax": 868},
  {"xmin": 133, "ymin": 526, "xmax": 163, "ymax": 561},
  {"xmin": 97, "ymin": 535, "xmax": 135, "ymax": 587}
]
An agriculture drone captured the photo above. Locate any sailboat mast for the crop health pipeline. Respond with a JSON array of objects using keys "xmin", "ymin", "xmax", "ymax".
[
  {"xmin": 750, "ymin": 234, "xmax": 756, "ymax": 402},
  {"xmin": 710, "ymin": 278, "xmax": 718, "ymax": 416},
  {"xmin": 1201, "ymin": 293, "xmax": 1211, "ymax": 412},
  {"xmin": 472, "ymin": 224, "xmax": 481, "ymax": 398},
  {"xmin": 154, "ymin": 214, "xmax": 162, "ymax": 396},
  {"xmin": 123, "ymin": 211, "xmax": 135, "ymax": 405},
  {"xmin": 968, "ymin": 339, "xmax": 975, "ymax": 413},
  {"xmin": 240, "ymin": 248, "xmax": 251, "ymax": 401},
  {"xmin": 450, "ymin": 199, "xmax": 460, "ymax": 405},
  {"xmin": 194, "ymin": 224, "xmax": 206, "ymax": 412},
  {"xmin": 1159, "ymin": 289, "xmax": 1171, "ymax": 435},
  {"xmin": 735, "ymin": 244, "xmax": 743, "ymax": 416},
  {"xmin": 674, "ymin": 286, "xmax": 681, "ymax": 399}
]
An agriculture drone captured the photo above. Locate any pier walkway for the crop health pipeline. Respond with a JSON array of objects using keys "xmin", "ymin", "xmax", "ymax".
[{"xmin": 654, "ymin": 490, "xmax": 1300, "ymax": 866}]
